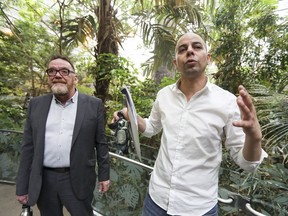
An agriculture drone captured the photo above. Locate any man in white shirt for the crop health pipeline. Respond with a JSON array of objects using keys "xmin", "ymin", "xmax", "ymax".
[{"xmin": 114, "ymin": 32, "xmax": 267, "ymax": 216}]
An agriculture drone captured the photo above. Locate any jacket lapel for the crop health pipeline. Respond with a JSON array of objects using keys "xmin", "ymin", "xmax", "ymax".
[
  {"xmin": 38, "ymin": 94, "xmax": 53, "ymax": 137},
  {"xmin": 72, "ymin": 93, "xmax": 87, "ymax": 146},
  {"xmin": 34, "ymin": 94, "xmax": 52, "ymax": 163}
]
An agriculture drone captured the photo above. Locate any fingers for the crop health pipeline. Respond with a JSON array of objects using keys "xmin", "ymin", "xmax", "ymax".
[
  {"xmin": 111, "ymin": 107, "xmax": 129, "ymax": 123},
  {"xmin": 233, "ymin": 85, "xmax": 257, "ymax": 128},
  {"xmin": 121, "ymin": 107, "xmax": 129, "ymax": 121},
  {"xmin": 17, "ymin": 195, "xmax": 28, "ymax": 204},
  {"xmin": 237, "ymin": 85, "xmax": 256, "ymax": 118},
  {"xmin": 237, "ymin": 85, "xmax": 253, "ymax": 111},
  {"xmin": 233, "ymin": 86, "xmax": 262, "ymax": 141},
  {"xmin": 111, "ymin": 111, "xmax": 119, "ymax": 123},
  {"xmin": 98, "ymin": 180, "xmax": 110, "ymax": 193}
]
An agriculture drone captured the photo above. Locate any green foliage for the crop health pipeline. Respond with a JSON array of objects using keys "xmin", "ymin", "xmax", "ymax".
[
  {"xmin": 92, "ymin": 155, "xmax": 151, "ymax": 216},
  {"xmin": 0, "ymin": 0, "xmax": 58, "ymax": 97},
  {"xmin": 133, "ymin": 2, "xmax": 207, "ymax": 76},
  {"xmin": 210, "ymin": 0, "xmax": 287, "ymax": 94},
  {"xmin": 207, "ymin": 1, "xmax": 288, "ymax": 212},
  {"xmin": 93, "ymin": 53, "xmax": 162, "ymax": 148},
  {"xmin": 0, "ymin": 0, "xmax": 58, "ymax": 131},
  {"xmin": 260, "ymin": 0, "xmax": 278, "ymax": 5},
  {"xmin": 89, "ymin": 53, "xmax": 140, "ymax": 112},
  {"xmin": 0, "ymin": 96, "xmax": 26, "ymax": 130},
  {"xmin": 158, "ymin": 74, "xmax": 179, "ymax": 89},
  {"xmin": 219, "ymin": 84, "xmax": 288, "ymax": 215},
  {"xmin": 0, "ymin": 130, "xmax": 22, "ymax": 182},
  {"xmin": 256, "ymin": 22, "xmax": 288, "ymax": 93},
  {"xmin": 102, "ymin": 57, "xmax": 179, "ymax": 146},
  {"xmin": 1, "ymin": 0, "xmax": 288, "ymax": 214},
  {"xmin": 132, "ymin": 79, "xmax": 163, "ymax": 147},
  {"xmin": 132, "ymin": 79, "xmax": 158, "ymax": 118},
  {"xmin": 77, "ymin": 70, "xmax": 95, "ymax": 95},
  {"xmin": 62, "ymin": 14, "xmax": 97, "ymax": 51},
  {"xmin": 219, "ymin": 162, "xmax": 288, "ymax": 215},
  {"xmin": 248, "ymin": 85, "xmax": 288, "ymax": 164},
  {"xmin": 95, "ymin": 54, "xmax": 139, "ymax": 89},
  {"xmin": 0, "ymin": 32, "xmax": 31, "ymax": 94},
  {"xmin": 77, "ymin": 84, "xmax": 94, "ymax": 95}
]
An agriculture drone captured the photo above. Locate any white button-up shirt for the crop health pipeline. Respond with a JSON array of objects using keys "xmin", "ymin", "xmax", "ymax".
[
  {"xmin": 44, "ymin": 91, "xmax": 78, "ymax": 168},
  {"xmin": 142, "ymin": 80, "xmax": 267, "ymax": 216}
]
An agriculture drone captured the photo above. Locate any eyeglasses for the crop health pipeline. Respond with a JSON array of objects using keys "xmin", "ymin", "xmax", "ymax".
[{"xmin": 46, "ymin": 68, "xmax": 75, "ymax": 77}]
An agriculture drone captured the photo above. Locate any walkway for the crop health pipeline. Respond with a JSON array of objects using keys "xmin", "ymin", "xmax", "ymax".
[{"xmin": 0, "ymin": 183, "xmax": 69, "ymax": 216}]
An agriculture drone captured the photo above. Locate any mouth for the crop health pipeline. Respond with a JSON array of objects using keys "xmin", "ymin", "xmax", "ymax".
[
  {"xmin": 186, "ymin": 58, "xmax": 196, "ymax": 62},
  {"xmin": 52, "ymin": 81, "xmax": 66, "ymax": 84},
  {"xmin": 186, "ymin": 59, "xmax": 197, "ymax": 66}
]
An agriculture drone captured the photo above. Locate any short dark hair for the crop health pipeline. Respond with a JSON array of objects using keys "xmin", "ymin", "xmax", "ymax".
[{"xmin": 47, "ymin": 55, "xmax": 75, "ymax": 71}]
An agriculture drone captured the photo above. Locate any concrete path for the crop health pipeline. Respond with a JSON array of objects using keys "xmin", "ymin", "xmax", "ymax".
[{"xmin": 0, "ymin": 183, "xmax": 69, "ymax": 216}]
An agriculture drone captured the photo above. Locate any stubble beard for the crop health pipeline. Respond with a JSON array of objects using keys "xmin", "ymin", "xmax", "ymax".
[{"xmin": 182, "ymin": 66, "xmax": 199, "ymax": 78}]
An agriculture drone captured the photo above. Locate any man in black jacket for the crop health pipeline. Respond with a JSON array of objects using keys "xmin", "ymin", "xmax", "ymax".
[{"xmin": 16, "ymin": 55, "xmax": 110, "ymax": 216}]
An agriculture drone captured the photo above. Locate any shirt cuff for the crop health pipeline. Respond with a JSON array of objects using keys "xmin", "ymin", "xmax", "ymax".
[
  {"xmin": 141, "ymin": 118, "xmax": 153, "ymax": 138},
  {"xmin": 237, "ymin": 148, "xmax": 268, "ymax": 172}
]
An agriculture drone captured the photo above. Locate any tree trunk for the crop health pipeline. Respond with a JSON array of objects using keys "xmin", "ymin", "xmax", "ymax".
[{"xmin": 94, "ymin": 0, "xmax": 118, "ymax": 104}]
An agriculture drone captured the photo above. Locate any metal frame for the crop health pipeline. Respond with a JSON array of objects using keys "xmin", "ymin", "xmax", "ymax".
[
  {"xmin": 0, "ymin": 129, "xmax": 268, "ymax": 216},
  {"xmin": 109, "ymin": 152, "xmax": 267, "ymax": 216}
]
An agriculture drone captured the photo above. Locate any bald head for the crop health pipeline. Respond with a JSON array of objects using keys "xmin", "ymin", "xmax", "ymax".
[
  {"xmin": 175, "ymin": 33, "xmax": 208, "ymax": 54},
  {"xmin": 173, "ymin": 32, "xmax": 211, "ymax": 78}
]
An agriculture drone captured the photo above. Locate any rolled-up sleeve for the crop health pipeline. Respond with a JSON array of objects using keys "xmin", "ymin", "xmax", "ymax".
[
  {"xmin": 142, "ymin": 118, "xmax": 155, "ymax": 137},
  {"xmin": 236, "ymin": 148, "xmax": 268, "ymax": 172},
  {"xmin": 141, "ymin": 97, "xmax": 163, "ymax": 138},
  {"xmin": 225, "ymin": 100, "xmax": 268, "ymax": 172}
]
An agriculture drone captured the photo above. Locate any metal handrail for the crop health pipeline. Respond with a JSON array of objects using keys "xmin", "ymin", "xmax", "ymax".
[
  {"xmin": 108, "ymin": 152, "xmax": 267, "ymax": 216},
  {"xmin": 0, "ymin": 129, "xmax": 23, "ymax": 134},
  {"xmin": 109, "ymin": 152, "xmax": 153, "ymax": 171},
  {"xmin": 217, "ymin": 194, "xmax": 267, "ymax": 216},
  {"xmin": 0, "ymin": 180, "xmax": 15, "ymax": 185},
  {"xmin": 0, "ymin": 129, "xmax": 269, "ymax": 216},
  {"xmin": 246, "ymin": 204, "xmax": 266, "ymax": 216}
]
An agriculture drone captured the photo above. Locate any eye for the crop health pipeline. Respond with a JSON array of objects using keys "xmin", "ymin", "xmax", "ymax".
[
  {"xmin": 178, "ymin": 46, "xmax": 187, "ymax": 53},
  {"xmin": 46, "ymin": 68, "xmax": 56, "ymax": 76},
  {"xmin": 193, "ymin": 43, "xmax": 203, "ymax": 50},
  {"xmin": 46, "ymin": 68, "xmax": 54, "ymax": 73},
  {"xmin": 59, "ymin": 69, "xmax": 69, "ymax": 75}
]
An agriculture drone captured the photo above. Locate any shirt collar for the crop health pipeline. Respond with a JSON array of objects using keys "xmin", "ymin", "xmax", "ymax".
[
  {"xmin": 172, "ymin": 77, "xmax": 212, "ymax": 94},
  {"xmin": 53, "ymin": 89, "xmax": 78, "ymax": 105}
]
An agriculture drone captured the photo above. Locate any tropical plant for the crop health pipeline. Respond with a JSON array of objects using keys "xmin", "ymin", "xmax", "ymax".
[
  {"xmin": 0, "ymin": 1, "xmax": 55, "ymax": 97},
  {"xmin": 219, "ymin": 83, "xmax": 288, "ymax": 215},
  {"xmin": 132, "ymin": 0, "xmax": 214, "ymax": 77},
  {"xmin": 249, "ymin": 84, "xmax": 288, "ymax": 166},
  {"xmin": 52, "ymin": 0, "xmax": 129, "ymax": 104},
  {"xmin": 209, "ymin": 0, "xmax": 287, "ymax": 94}
]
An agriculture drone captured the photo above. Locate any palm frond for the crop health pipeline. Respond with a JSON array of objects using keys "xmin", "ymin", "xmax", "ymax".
[
  {"xmin": 248, "ymin": 84, "xmax": 288, "ymax": 154},
  {"xmin": 62, "ymin": 14, "xmax": 96, "ymax": 50},
  {"xmin": 134, "ymin": 3, "xmax": 204, "ymax": 76}
]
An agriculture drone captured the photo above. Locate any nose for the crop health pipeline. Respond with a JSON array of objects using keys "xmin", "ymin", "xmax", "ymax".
[
  {"xmin": 187, "ymin": 45, "xmax": 194, "ymax": 56},
  {"xmin": 54, "ymin": 71, "xmax": 63, "ymax": 77},
  {"xmin": 51, "ymin": 71, "xmax": 63, "ymax": 80}
]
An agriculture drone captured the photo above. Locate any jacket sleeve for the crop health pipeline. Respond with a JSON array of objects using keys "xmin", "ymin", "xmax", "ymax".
[{"xmin": 95, "ymin": 99, "xmax": 110, "ymax": 181}]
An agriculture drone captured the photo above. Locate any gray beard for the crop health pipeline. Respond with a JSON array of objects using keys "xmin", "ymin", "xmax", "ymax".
[{"xmin": 51, "ymin": 84, "xmax": 68, "ymax": 96}]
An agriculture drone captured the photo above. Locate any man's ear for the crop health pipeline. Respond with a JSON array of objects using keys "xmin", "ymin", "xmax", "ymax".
[
  {"xmin": 173, "ymin": 58, "xmax": 177, "ymax": 68},
  {"xmin": 74, "ymin": 75, "xmax": 79, "ymax": 84},
  {"xmin": 207, "ymin": 53, "xmax": 211, "ymax": 63}
]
